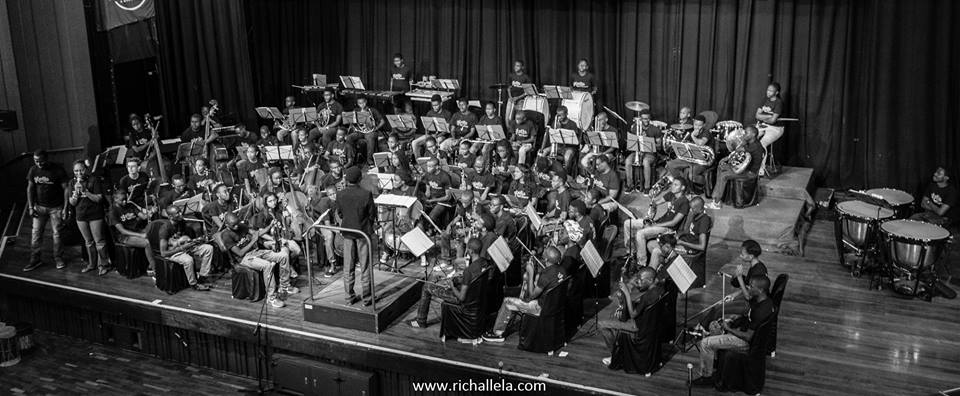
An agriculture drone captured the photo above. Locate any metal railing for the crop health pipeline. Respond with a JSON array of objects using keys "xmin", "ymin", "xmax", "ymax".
[{"xmin": 303, "ymin": 224, "xmax": 377, "ymax": 313}]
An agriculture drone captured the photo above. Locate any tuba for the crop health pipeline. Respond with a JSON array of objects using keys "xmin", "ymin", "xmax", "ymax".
[{"xmin": 724, "ymin": 145, "xmax": 752, "ymax": 174}]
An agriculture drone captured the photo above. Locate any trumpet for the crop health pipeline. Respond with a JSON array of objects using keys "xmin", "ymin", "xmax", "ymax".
[
  {"xmin": 550, "ymin": 114, "xmax": 559, "ymax": 158},
  {"xmin": 72, "ymin": 176, "xmax": 87, "ymax": 200},
  {"xmin": 633, "ymin": 118, "xmax": 642, "ymax": 166}
]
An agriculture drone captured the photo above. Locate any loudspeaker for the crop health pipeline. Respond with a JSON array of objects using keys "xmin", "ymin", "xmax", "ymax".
[{"xmin": 0, "ymin": 110, "xmax": 18, "ymax": 131}]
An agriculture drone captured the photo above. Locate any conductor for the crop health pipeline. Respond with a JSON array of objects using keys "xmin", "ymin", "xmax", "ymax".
[{"xmin": 339, "ymin": 167, "xmax": 377, "ymax": 305}]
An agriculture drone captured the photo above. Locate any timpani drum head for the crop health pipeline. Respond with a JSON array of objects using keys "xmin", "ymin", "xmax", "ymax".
[
  {"xmin": 865, "ymin": 188, "xmax": 914, "ymax": 206},
  {"xmin": 880, "ymin": 219, "xmax": 950, "ymax": 242},
  {"xmin": 881, "ymin": 219, "xmax": 950, "ymax": 270},
  {"xmin": 836, "ymin": 200, "xmax": 894, "ymax": 248},
  {"xmin": 837, "ymin": 200, "xmax": 894, "ymax": 220}
]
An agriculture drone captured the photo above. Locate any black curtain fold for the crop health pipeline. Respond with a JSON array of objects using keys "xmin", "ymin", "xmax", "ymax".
[{"xmin": 151, "ymin": 0, "xmax": 960, "ymax": 188}]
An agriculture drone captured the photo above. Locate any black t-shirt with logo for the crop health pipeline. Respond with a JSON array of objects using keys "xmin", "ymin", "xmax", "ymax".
[
  {"xmin": 679, "ymin": 212, "xmax": 713, "ymax": 253},
  {"xmin": 509, "ymin": 72, "xmax": 533, "ymax": 97},
  {"xmin": 655, "ymin": 191, "xmax": 690, "ymax": 231},
  {"xmin": 27, "ymin": 164, "xmax": 68, "ymax": 207},
  {"xmin": 118, "ymin": 173, "xmax": 151, "ymax": 206},
  {"xmin": 924, "ymin": 183, "xmax": 959, "ymax": 219},
  {"xmin": 423, "ymin": 170, "xmax": 453, "ymax": 200},
  {"xmin": 68, "ymin": 176, "xmax": 106, "ymax": 222},
  {"xmin": 509, "ymin": 119, "xmax": 537, "ymax": 142},
  {"xmin": 390, "ymin": 65, "xmax": 413, "ymax": 91},
  {"xmin": 221, "ymin": 226, "xmax": 254, "ymax": 261},
  {"xmin": 109, "ymin": 202, "xmax": 146, "ymax": 232},
  {"xmin": 757, "ymin": 97, "xmax": 784, "ymax": 126},
  {"xmin": 450, "ymin": 111, "xmax": 479, "ymax": 139},
  {"xmin": 571, "ymin": 72, "xmax": 596, "ymax": 92},
  {"xmin": 593, "ymin": 169, "xmax": 621, "ymax": 198}
]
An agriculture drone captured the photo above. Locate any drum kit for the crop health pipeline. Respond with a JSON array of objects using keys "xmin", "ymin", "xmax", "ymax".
[{"xmin": 835, "ymin": 189, "xmax": 954, "ymax": 300}]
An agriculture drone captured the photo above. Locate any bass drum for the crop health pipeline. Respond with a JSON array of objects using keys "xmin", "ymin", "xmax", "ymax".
[
  {"xmin": 561, "ymin": 91, "xmax": 594, "ymax": 130},
  {"xmin": 506, "ymin": 95, "xmax": 550, "ymax": 127}
]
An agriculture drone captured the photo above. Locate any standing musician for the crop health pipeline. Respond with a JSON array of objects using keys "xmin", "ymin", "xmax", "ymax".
[
  {"xmin": 624, "ymin": 109, "xmax": 663, "ymax": 194},
  {"xmin": 705, "ymin": 126, "xmax": 765, "ymax": 210},
  {"xmin": 145, "ymin": 206, "xmax": 214, "ymax": 290},
  {"xmin": 538, "ymin": 106, "xmax": 581, "ymax": 173},
  {"xmin": 443, "ymin": 98, "xmax": 478, "ymax": 153},
  {"xmin": 316, "ymin": 87, "xmax": 345, "ymax": 147},
  {"xmin": 221, "ymin": 212, "xmax": 290, "ymax": 309},
  {"xmin": 463, "ymin": 157, "xmax": 496, "ymax": 201},
  {"xmin": 623, "ymin": 177, "xmax": 690, "ymax": 268},
  {"xmin": 338, "ymin": 167, "xmax": 377, "ymax": 306},
  {"xmin": 412, "ymin": 95, "xmax": 452, "ymax": 157},
  {"xmin": 910, "ymin": 166, "xmax": 958, "ymax": 226},
  {"xmin": 157, "ymin": 174, "xmax": 195, "ymax": 209},
  {"xmin": 508, "ymin": 60, "xmax": 533, "ymax": 98},
  {"xmin": 599, "ymin": 267, "xmax": 661, "ymax": 366},
  {"xmin": 390, "ymin": 53, "xmax": 413, "ymax": 92},
  {"xmin": 201, "ymin": 183, "xmax": 238, "ymax": 230},
  {"xmin": 579, "ymin": 112, "xmax": 617, "ymax": 173},
  {"xmin": 356, "ymin": 96, "xmax": 387, "ymax": 165},
  {"xmin": 482, "ymin": 246, "xmax": 566, "ymax": 343},
  {"xmin": 118, "ymin": 157, "xmax": 152, "ymax": 207},
  {"xmin": 665, "ymin": 114, "xmax": 714, "ymax": 187},
  {"xmin": 409, "ymin": 237, "xmax": 490, "ymax": 330},
  {"xmin": 570, "ymin": 58, "xmax": 598, "ymax": 96},
  {"xmin": 508, "ymin": 110, "xmax": 538, "ymax": 166},
  {"xmin": 67, "ymin": 160, "xmax": 113, "ymax": 275},
  {"xmin": 421, "ymin": 157, "xmax": 455, "ymax": 231},
  {"xmin": 24, "ymin": 150, "xmax": 68, "ymax": 272},
  {"xmin": 755, "ymin": 82, "xmax": 784, "ymax": 176},
  {"xmin": 473, "ymin": 102, "xmax": 505, "ymax": 156},
  {"xmin": 180, "ymin": 113, "xmax": 204, "ymax": 142},
  {"xmin": 108, "ymin": 188, "xmax": 157, "ymax": 272},
  {"xmin": 325, "ymin": 128, "xmax": 357, "ymax": 169},
  {"xmin": 590, "ymin": 154, "xmax": 622, "ymax": 213}
]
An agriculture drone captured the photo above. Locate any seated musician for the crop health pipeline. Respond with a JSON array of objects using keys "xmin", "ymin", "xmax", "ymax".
[
  {"xmin": 463, "ymin": 157, "xmax": 496, "ymax": 201},
  {"xmin": 665, "ymin": 115, "xmax": 714, "ymax": 188},
  {"xmin": 316, "ymin": 87, "xmax": 345, "ymax": 147},
  {"xmin": 489, "ymin": 195, "xmax": 517, "ymax": 240},
  {"xmin": 507, "ymin": 164, "xmax": 539, "ymax": 209},
  {"xmin": 145, "ymin": 206, "xmax": 214, "ymax": 290},
  {"xmin": 582, "ymin": 189, "xmax": 606, "ymax": 234},
  {"xmin": 439, "ymin": 191, "xmax": 484, "ymax": 261},
  {"xmin": 533, "ymin": 156, "xmax": 562, "ymax": 194},
  {"xmin": 307, "ymin": 184, "xmax": 341, "ymax": 277},
  {"xmin": 422, "ymin": 157, "xmax": 455, "ymax": 231},
  {"xmin": 108, "ymin": 188, "xmax": 157, "ymax": 272},
  {"xmin": 705, "ymin": 126, "xmax": 766, "ymax": 210},
  {"xmin": 258, "ymin": 125, "xmax": 279, "ymax": 146},
  {"xmin": 124, "ymin": 114, "xmax": 152, "ymax": 162},
  {"xmin": 422, "ymin": 136, "xmax": 450, "ymax": 164},
  {"xmin": 384, "ymin": 133, "xmax": 411, "ymax": 171},
  {"xmin": 624, "ymin": 109, "xmax": 663, "ymax": 194},
  {"xmin": 157, "ymin": 174, "xmax": 195, "ymax": 209},
  {"xmin": 409, "ymin": 237, "xmax": 491, "ymax": 331},
  {"xmin": 482, "ymin": 246, "xmax": 567, "ymax": 343},
  {"xmin": 473, "ymin": 102, "xmax": 505, "ymax": 156},
  {"xmin": 319, "ymin": 160, "xmax": 346, "ymax": 192},
  {"xmin": 452, "ymin": 140, "xmax": 477, "ymax": 169},
  {"xmin": 677, "ymin": 107, "xmax": 693, "ymax": 128},
  {"xmin": 221, "ymin": 212, "xmax": 295, "ymax": 309},
  {"xmin": 579, "ymin": 112, "xmax": 617, "ymax": 174},
  {"xmin": 325, "ymin": 128, "xmax": 356, "ymax": 169},
  {"xmin": 235, "ymin": 124, "xmax": 260, "ymax": 147},
  {"xmin": 591, "ymin": 154, "xmax": 623, "ymax": 213},
  {"xmin": 647, "ymin": 196, "xmax": 712, "ymax": 270},
  {"xmin": 692, "ymin": 274, "xmax": 775, "ymax": 387},
  {"xmin": 118, "ymin": 157, "xmax": 152, "ymax": 207},
  {"xmin": 571, "ymin": 58, "xmax": 598, "ymax": 96},
  {"xmin": 508, "ymin": 60, "xmax": 533, "ymax": 98},
  {"xmin": 201, "ymin": 183, "xmax": 238, "ymax": 231},
  {"xmin": 543, "ymin": 171, "xmax": 572, "ymax": 222},
  {"xmin": 260, "ymin": 169, "xmax": 296, "ymax": 196},
  {"xmin": 443, "ymin": 98, "xmax": 478, "ymax": 153},
  {"xmin": 412, "ymin": 95, "xmax": 452, "ymax": 157},
  {"xmin": 250, "ymin": 192, "xmax": 303, "ymax": 260},
  {"xmin": 490, "ymin": 140, "xmax": 518, "ymax": 192},
  {"xmin": 188, "ymin": 158, "xmax": 217, "ymax": 193},
  {"xmin": 292, "ymin": 143, "xmax": 320, "ymax": 181},
  {"xmin": 693, "ymin": 240, "xmax": 768, "ymax": 333},
  {"xmin": 909, "ymin": 166, "xmax": 958, "ymax": 226},
  {"xmin": 538, "ymin": 105, "xmax": 581, "ymax": 173},
  {"xmin": 599, "ymin": 267, "xmax": 661, "ymax": 367},
  {"xmin": 180, "ymin": 113, "xmax": 203, "ymax": 142},
  {"xmin": 356, "ymin": 96, "xmax": 387, "ymax": 166},
  {"xmin": 567, "ymin": 200, "xmax": 596, "ymax": 247},
  {"xmin": 236, "ymin": 145, "xmax": 267, "ymax": 193},
  {"xmin": 623, "ymin": 177, "xmax": 689, "ymax": 267},
  {"xmin": 391, "ymin": 102, "xmax": 418, "ymax": 141},
  {"xmin": 386, "ymin": 151, "xmax": 415, "ymax": 187},
  {"xmin": 282, "ymin": 95, "xmax": 296, "ymax": 116},
  {"xmin": 508, "ymin": 110, "xmax": 538, "ymax": 165}
]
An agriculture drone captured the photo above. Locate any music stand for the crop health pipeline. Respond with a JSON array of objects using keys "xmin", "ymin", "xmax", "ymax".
[
  {"xmin": 587, "ymin": 131, "xmax": 619, "ymax": 150},
  {"xmin": 520, "ymin": 84, "xmax": 538, "ymax": 96},
  {"xmin": 342, "ymin": 111, "xmax": 358, "ymax": 125},
  {"xmin": 670, "ymin": 141, "xmax": 712, "ymax": 164},
  {"xmin": 421, "ymin": 117, "xmax": 450, "ymax": 133},
  {"xmin": 372, "ymin": 152, "xmax": 392, "ymax": 171},
  {"xmin": 172, "ymin": 193, "xmax": 205, "ymax": 216},
  {"xmin": 576, "ymin": 240, "xmax": 605, "ymax": 339},
  {"xmin": 666, "ymin": 255, "xmax": 699, "ymax": 352},
  {"xmin": 339, "ymin": 76, "xmax": 365, "ymax": 90},
  {"xmin": 375, "ymin": 193, "xmax": 421, "ymax": 272},
  {"xmin": 264, "ymin": 145, "xmax": 294, "ymax": 162},
  {"xmin": 288, "ymin": 107, "xmax": 319, "ymax": 124},
  {"xmin": 542, "ymin": 85, "xmax": 574, "ymax": 100},
  {"xmin": 486, "ymin": 236, "xmax": 514, "ymax": 273},
  {"xmin": 255, "ymin": 107, "xmax": 284, "ymax": 120},
  {"xmin": 627, "ymin": 134, "xmax": 656, "ymax": 153},
  {"xmin": 476, "ymin": 125, "xmax": 506, "ymax": 141},
  {"xmin": 548, "ymin": 128, "xmax": 579, "ymax": 146},
  {"xmin": 386, "ymin": 114, "xmax": 417, "ymax": 130}
]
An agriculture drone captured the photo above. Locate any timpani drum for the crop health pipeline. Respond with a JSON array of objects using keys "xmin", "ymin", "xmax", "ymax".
[
  {"xmin": 714, "ymin": 120, "xmax": 744, "ymax": 151},
  {"xmin": 506, "ymin": 95, "xmax": 550, "ymax": 126},
  {"xmin": 836, "ymin": 200, "xmax": 894, "ymax": 251},
  {"xmin": 865, "ymin": 188, "xmax": 914, "ymax": 218},
  {"xmin": 880, "ymin": 219, "xmax": 950, "ymax": 272},
  {"xmin": 561, "ymin": 91, "xmax": 594, "ymax": 130}
]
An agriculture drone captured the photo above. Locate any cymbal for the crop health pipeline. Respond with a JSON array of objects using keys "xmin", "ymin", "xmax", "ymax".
[
  {"xmin": 625, "ymin": 101, "xmax": 650, "ymax": 112},
  {"xmin": 671, "ymin": 123, "xmax": 694, "ymax": 130},
  {"xmin": 489, "ymin": 83, "xmax": 510, "ymax": 89}
]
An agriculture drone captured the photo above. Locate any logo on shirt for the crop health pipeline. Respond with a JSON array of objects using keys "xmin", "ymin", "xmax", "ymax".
[
  {"xmin": 428, "ymin": 180, "xmax": 442, "ymax": 189},
  {"xmin": 514, "ymin": 189, "xmax": 529, "ymax": 200},
  {"xmin": 392, "ymin": 73, "xmax": 405, "ymax": 80},
  {"xmin": 515, "ymin": 128, "xmax": 529, "ymax": 138},
  {"xmin": 931, "ymin": 193, "xmax": 944, "ymax": 206},
  {"xmin": 33, "ymin": 176, "xmax": 54, "ymax": 185},
  {"xmin": 471, "ymin": 181, "xmax": 485, "ymax": 190},
  {"xmin": 119, "ymin": 211, "xmax": 138, "ymax": 223},
  {"xmin": 761, "ymin": 105, "xmax": 774, "ymax": 113},
  {"xmin": 573, "ymin": 81, "xmax": 586, "ymax": 88}
]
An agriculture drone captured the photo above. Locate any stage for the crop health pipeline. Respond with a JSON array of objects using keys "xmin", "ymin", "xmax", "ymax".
[{"xmin": 1, "ymin": 209, "xmax": 958, "ymax": 395}]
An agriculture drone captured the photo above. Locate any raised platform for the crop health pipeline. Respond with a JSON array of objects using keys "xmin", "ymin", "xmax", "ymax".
[{"xmin": 303, "ymin": 268, "xmax": 423, "ymax": 333}]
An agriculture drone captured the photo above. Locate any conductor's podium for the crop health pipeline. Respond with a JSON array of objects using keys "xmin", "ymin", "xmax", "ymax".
[{"xmin": 302, "ymin": 268, "xmax": 423, "ymax": 333}]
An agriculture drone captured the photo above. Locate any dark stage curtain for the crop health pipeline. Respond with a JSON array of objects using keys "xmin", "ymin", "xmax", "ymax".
[
  {"xmin": 155, "ymin": 0, "xmax": 256, "ymax": 133},
  {"xmin": 155, "ymin": 0, "xmax": 959, "ymax": 188}
]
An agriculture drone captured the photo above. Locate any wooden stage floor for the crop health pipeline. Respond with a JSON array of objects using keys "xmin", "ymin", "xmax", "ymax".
[{"xmin": 1, "ymin": 217, "xmax": 959, "ymax": 395}]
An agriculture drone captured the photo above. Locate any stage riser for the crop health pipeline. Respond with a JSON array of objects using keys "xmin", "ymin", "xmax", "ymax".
[{"xmin": 0, "ymin": 280, "xmax": 588, "ymax": 396}]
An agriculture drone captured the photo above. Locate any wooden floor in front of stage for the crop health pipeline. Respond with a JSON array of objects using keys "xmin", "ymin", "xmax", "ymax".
[{"xmin": 1, "ymin": 216, "xmax": 959, "ymax": 395}]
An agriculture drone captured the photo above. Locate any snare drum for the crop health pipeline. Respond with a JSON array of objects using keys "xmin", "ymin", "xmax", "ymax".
[
  {"xmin": 865, "ymin": 188, "xmax": 914, "ymax": 218},
  {"xmin": 880, "ymin": 219, "xmax": 950, "ymax": 271},
  {"xmin": 836, "ymin": 200, "xmax": 894, "ymax": 250}
]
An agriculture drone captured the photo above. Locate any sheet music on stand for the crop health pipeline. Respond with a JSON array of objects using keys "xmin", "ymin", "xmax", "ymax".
[
  {"xmin": 288, "ymin": 107, "xmax": 318, "ymax": 124},
  {"xmin": 542, "ymin": 85, "xmax": 574, "ymax": 100},
  {"xmin": 421, "ymin": 117, "xmax": 450, "ymax": 133},
  {"xmin": 524, "ymin": 204, "xmax": 543, "ymax": 231},
  {"xmin": 487, "ymin": 236, "xmax": 514, "ymax": 273},
  {"xmin": 371, "ymin": 152, "xmax": 392, "ymax": 170},
  {"xmin": 264, "ymin": 145, "xmax": 294, "ymax": 161},
  {"xmin": 548, "ymin": 128, "xmax": 579, "ymax": 145},
  {"xmin": 255, "ymin": 107, "xmax": 284, "ymax": 120},
  {"xmin": 374, "ymin": 193, "xmax": 419, "ymax": 209},
  {"xmin": 433, "ymin": 79, "xmax": 460, "ymax": 90},
  {"xmin": 475, "ymin": 125, "xmax": 506, "ymax": 141},
  {"xmin": 521, "ymin": 84, "xmax": 538, "ymax": 96},
  {"xmin": 371, "ymin": 173, "xmax": 398, "ymax": 190},
  {"xmin": 93, "ymin": 145, "xmax": 129, "ymax": 172},
  {"xmin": 666, "ymin": 254, "xmax": 698, "ymax": 294},
  {"xmin": 400, "ymin": 227, "xmax": 434, "ymax": 257},
  {"xmin": 627, "ymin": 134, "xmax": 657, "ymax": 153},
  {"xmin": 339, "ymin": 76, "xmax": 365, "ymax": 90},
  {"xmin": 386, "ymin": 114, "xmax": 417, "ymax": 130},
  {"xmin": 172, "ymin": 193, "xmax": 206, "ymax": 215},
  {"xmin": 669, "ymin": 141, "xmax": 712, "ymax": 164},
  {"xmin": 587, "ymin": 131, "xmax": 620, "ymax": 149},
  {"xmin": 580, "ymin": 240, "xmax": 604, "ymax": 278}
]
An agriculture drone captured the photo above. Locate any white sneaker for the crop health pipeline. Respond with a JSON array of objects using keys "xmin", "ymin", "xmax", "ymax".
[
  {"xmin": 269, "ymin": 296, "xmax": 285, "ymax": 308},
  {"xmin": 602, "ymin": 357, "xmax": 612, "ymax": 366},
  {"xmin": 704, "ymin": 201, "xmax": 722, "ymax": 210}
]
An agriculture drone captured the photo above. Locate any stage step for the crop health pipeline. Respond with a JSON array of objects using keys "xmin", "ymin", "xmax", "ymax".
[
  {"xmin": 302, "ymin": 268, "xmax": 423, "ymax": 333},
  {"xmin": 760, "ymin": 166, "xmax": 814, "ymax": 203}
]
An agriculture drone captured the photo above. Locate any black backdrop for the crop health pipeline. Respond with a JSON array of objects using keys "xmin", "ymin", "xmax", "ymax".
[{"xmin": 155, "ymin": 0, "xmax": 959, "ymax": 190}]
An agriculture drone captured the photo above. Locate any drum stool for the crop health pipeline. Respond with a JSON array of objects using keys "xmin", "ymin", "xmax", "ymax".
[
  {"xmin": 114, "ymin": 243, "xmax": 148, "ymax": 279},
  {"xmin": 722, "ymin": 177, "xmax": 760, "ymax": 208},
  {"xmin": 155, "ymin": 256, "xmax": 190, "ymax": 295}
]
